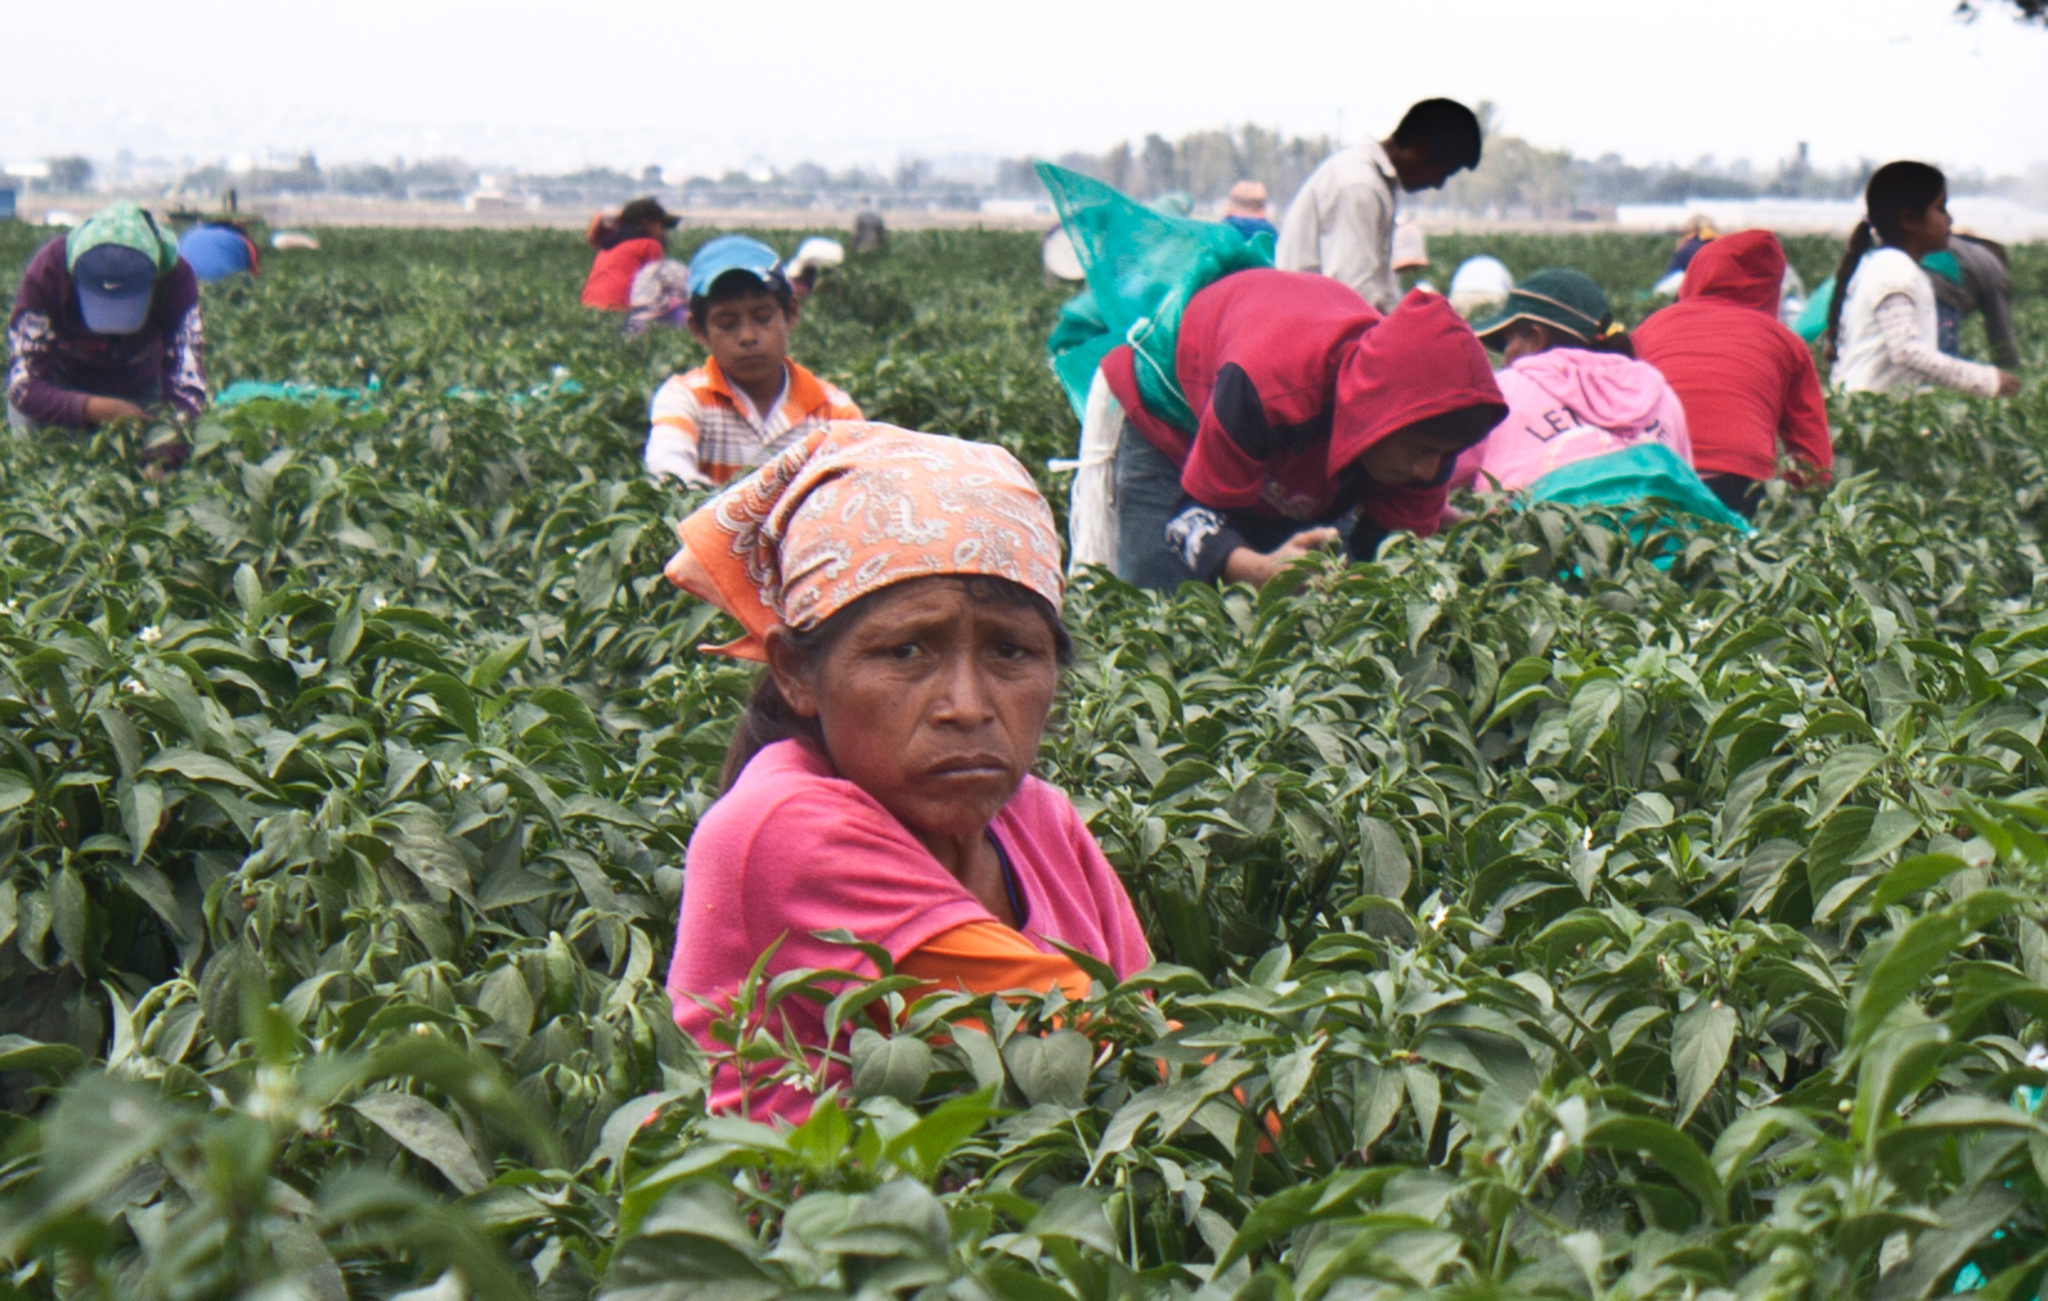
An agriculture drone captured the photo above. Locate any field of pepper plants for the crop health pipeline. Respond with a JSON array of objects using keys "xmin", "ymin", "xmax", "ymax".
[{"xmin": 0, "ymin": 218, "xmax": 2046, "ymax": 1300}]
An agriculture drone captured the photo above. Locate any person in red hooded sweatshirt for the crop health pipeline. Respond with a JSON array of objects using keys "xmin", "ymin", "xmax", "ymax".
[
  {"xmin": 1095, "ymin": 268, "xmax": 1508, "ymax": 590},
  {"xmin": 1631, "ymin": 230, "xmax": 1832, "ymax": 519}
]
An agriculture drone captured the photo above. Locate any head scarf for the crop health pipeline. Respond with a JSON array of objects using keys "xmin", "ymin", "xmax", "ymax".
[
  {"xmin": 66, "ymin": 201, "xmax": 180, "ymax": 276},
  {"xmin": 664, "ymin": 422, "xmax": 1065, "ymax": 661}
]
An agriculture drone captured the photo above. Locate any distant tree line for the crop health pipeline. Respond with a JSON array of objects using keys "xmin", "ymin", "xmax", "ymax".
[
  {"xmin": 1002, "ymin": 125, "xmax": 1338, "ymax": 210},
  {"xmin": 1019, "ymin": 105, "xmax": 2038, "ymax": 219}
]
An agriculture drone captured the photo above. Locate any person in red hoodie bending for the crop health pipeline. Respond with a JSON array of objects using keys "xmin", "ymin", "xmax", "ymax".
[
  {"xmin": 1092, "ymin": 269, "xmax": 1508, "ymax": 590},
  {"xmin": 1631, "ymin": 230, "xmax": 1832, "ymax": 519},
  {"xmin": 580, "ymin": 198, "xmax": 679, "ymax": 311}
]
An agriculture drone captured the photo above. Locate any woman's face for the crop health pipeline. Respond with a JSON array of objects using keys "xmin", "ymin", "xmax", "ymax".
[
  {"xmin": 771, "ymin": 578, "xmax": 1061, "ymax": 846},
  {"xmin": 1899, "ymin": 189, "xmax": 1953, "ymax": 257},
  {"xmin": 1500, "ymin": 322, "xmax": 1556, "ymax": 364},
  {"xmin": 1353, "ymin": 423, "xmax": 1474, "ymax": 488}
]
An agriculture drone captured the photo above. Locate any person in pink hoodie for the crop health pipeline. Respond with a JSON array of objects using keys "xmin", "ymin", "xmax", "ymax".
[{"xmin": 1449, "ymin": 268, "xmax": 1691, "ymax": 498}]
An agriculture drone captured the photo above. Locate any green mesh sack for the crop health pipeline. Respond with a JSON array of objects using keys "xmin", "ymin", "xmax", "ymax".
[
  {"xmin": 1047, "ymin": 290, "xmax": 1115, "ymax": 424},
  {"xmin": 1038, "ymin": 162, "xmax": 1272, "ymax": 430}
]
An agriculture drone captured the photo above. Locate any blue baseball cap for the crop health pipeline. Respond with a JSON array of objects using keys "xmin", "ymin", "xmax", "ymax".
[
  {"xmin": 686, "ymin": 235, "xmax": 782, "ymax": 300},
  {"xmin": 72, "ymin": 243, "xmax": 160, "ymax": 335}
]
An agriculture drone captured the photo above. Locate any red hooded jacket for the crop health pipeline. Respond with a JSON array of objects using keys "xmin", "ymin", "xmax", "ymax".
[
  {"xmin": 1632, "ymin": 231, "xmax": 1831, "ymax": 484},
  {"xmin": 1102, "ymin": 271, "xmax": 1505, "ymax": 542},
  {"xmin": 581, "ymin": 237, "xmax": 665, "ymax": 311}
]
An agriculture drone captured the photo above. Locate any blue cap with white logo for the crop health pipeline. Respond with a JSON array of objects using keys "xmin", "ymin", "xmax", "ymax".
[
  {"xmin": 686, "ymin": 235, "xmax": 782, "ymax": 300},
  {"xmin": 72, "ymin": 243, "xmax": 160, "ymax": 335}
]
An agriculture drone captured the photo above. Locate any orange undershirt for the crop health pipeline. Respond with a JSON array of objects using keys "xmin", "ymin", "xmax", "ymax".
[{"xmin": 896, "ymin": 921, "xmax": 1094, "ymax": 1000}]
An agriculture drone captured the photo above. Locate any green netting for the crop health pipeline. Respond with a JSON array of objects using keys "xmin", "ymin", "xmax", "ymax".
[
  {"xmin": 1047, "ymin": 290, "xmax": 1115, "ymax": 424},
  {"xmin": 1037, "ymin": 162, "xmax": 1272, "ymax": 430},
  {"xmin": 216, "ymin": 379, "xmax": 378, "ymax": 407}
]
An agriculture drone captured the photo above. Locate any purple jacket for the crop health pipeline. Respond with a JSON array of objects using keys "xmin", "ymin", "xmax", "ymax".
[{"xmin": 5, "ymin": 237, "xmax": 207, "ymax": 430}]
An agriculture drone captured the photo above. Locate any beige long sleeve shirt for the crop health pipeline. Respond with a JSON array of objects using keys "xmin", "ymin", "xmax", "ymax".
[{"xmin": 1273, "ymin": 141, "xmax": 1400, "ymax": 312}]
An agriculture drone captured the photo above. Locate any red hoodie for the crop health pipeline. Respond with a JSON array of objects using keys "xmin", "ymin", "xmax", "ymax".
[
  {"xmin": 1632, "ymin": 231, "xmax": 1831, "ymax": 485},
  {"xmin": 581, "ymin": 236, "xmax": 665, "ymax": 311},
  {"xmin": 1101, "ymin": 271, "xmax": 1505, "ymax": 541}
]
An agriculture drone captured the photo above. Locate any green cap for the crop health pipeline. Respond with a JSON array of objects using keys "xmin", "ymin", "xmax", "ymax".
[
  {"xmin": 1471, "ymin": 267, "xmax": 1613, "ymax": 349},
  {"xmin": 65, "ymin": 201, "xmax": 180, "ymax": 277}
]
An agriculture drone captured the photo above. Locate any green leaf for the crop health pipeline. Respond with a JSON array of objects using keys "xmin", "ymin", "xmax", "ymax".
[
  {"xmin": 118, "ymin": 779, "xmax": 163, "ymax": 863},
  {"xmin": 1671, "ymin": 998, "xmax": 1737, "ymax": 1126},
  {"xmin": 1567, "ymin": 676, "xmax": 1622, "ymax": 760},
  {"xmin": 849, "ymin": 1027, "xmax": 933, "ymax": 1103},
  {"xmin": 1809, "ymin": 744, "xmax": 1885, "ymax": 825},
  {"xmin": 351, "ymin": 1091, "xmax": 491, "ymax": 1194},
  {"xmin": 410, "ymin": 672, "xmax": 480, "ymax": 742},
  {"xmin": 881, "ymin": 1087, "xmax": 999, "ymax": 1181},
  {"xmin": 1868, "ymin": 853, "xmax": 1970, "ymax": 912},
  {"xmin": 49, "ymin": 867, "xmax": 88, "ymax": 970},
  {"xmin": 1583, "ymin": 1114, "xmax": 1724, "ymax": 1222},
  {"xmin": 1848, "ymin": 896, "xmax": 2015, "ymax": 1046},
  {"xmin": 1268, "ymin": 1040, "xmax": 1322, "ymax": 1115},
  {"xmin": 1026, "ymin": 1186, "xmax": 1120, "ymax": 1255},
  {"xmin": 468, "ymin": 637, "xmax": 530, "ymax": 692},
  {"xmin": 140, "ymin": 747, "xmax": 264, "ymax": 792},
  {"xmin": 1358, "ymin": 815, "xmax": 1412, "ymax": 903},
  {"xmin": 328, "ymin": 598, "xmax": 365, "ymax": 665},
  {"xmin": 0, "ymin": 1034, "xmax": 85, "ymax": 1082},
  {"xmin": 1002, "ymin": 1029, "xmax": 1092, "ymax": 1109},
  {"xmin": 0, "ymin": 771, "xmax": 34, "ymax": 815},
  {"xmin": 233, "ymin": 562, "xmax": 263, "ymax": 614}
]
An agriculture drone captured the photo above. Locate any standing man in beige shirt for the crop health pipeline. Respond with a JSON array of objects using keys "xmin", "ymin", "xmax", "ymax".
[{"xmin": 1275, "ymin": 99, "xmax": 1483, "ymax": 312}]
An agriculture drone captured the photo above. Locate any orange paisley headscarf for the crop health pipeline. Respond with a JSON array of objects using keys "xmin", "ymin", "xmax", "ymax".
[{"xmin": 663, "ymin": 422, "xmax": 1065, "ymax": 661}]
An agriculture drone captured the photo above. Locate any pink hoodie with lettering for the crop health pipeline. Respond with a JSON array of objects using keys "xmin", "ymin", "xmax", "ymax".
[{"xmin": 1447, "ymin": 348, "xmax": 1691, "ymax": 496}]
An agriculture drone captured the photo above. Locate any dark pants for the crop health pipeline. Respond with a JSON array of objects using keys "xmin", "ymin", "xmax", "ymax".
[
  {"xmin": 1113, "ymin": 432, "xmax": 1202, "ymax": 591},
  {"xmin": 1113, "ymin": 432, "xmax": 1354, "ymax": 590},
  {"xmin": 1936, "ymin": 300, "xmax": 1963, "ymax": 358},
  {"xmin": 1701, "ymin": 473, "xmax": 1762, "ymax": 520}
]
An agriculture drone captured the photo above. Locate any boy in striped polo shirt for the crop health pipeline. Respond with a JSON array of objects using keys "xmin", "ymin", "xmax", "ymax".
[{"xmin": 643, "ymin": 235, "xmax": 862, "ymax": 488}]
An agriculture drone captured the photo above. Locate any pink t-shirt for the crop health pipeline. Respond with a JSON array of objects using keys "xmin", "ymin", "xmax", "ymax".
[
  {"xmin": 665, "ymin": 739, "xmax": 1150, "ymax": 1123},
  {"xmin": 1449, "ymin": 348, "xmax": 1692, "ymax": 496}
]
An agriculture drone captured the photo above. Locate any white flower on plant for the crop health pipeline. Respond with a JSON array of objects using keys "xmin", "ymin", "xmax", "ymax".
[
  {"xmin": 0, "ymin": 599, "xmax": 18, "ymax": 617},
  {"xmin": 138, "ymin": 625, "xmax": 162, "ymax": 644},
  {"xmin": 1427, "ymin": 581, "xmax": 1452, "ymax": 602},
  {"xmin": 369, "ymin": 593, "xmax": 388, "ymax": 611},
  {"xmin": 434, "ymin": 761, "xmax": 476, "ymax": 792},
  {"xmin": 1427, "ymin": 902, "xmax": 1451, "ymax": 930},
  {"xmin": 122, "ymin": 678, "xmax": 146, "ymax": 694}
]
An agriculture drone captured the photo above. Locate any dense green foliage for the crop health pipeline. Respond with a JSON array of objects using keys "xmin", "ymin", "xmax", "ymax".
[{"xmin": 0, "ymin": 222, "xmax": 2046, "ymax": 1299}]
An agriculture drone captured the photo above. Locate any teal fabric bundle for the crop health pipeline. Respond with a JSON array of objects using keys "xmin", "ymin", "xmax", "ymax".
[{"xmin": 1526, "ymin": 442, "xmax": 1752, "ymax": 534}]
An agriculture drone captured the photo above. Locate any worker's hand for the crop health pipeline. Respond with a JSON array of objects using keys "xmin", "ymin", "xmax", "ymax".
[
  {"xmin": 1222, "ymin": 527, "xmax": 1341, "ymax": 588},
  {"xmin": 1997, "ymin": 370, "xmax": 2023, "ymax": 398},
  {"xmin": 83, "ymin": 396, "xmax": 152, "ymax": 424}
]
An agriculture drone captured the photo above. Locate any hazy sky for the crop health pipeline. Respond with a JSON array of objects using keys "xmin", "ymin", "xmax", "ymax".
[{"xmin": 4, "ymin": 0, "xmax": 2045, "ymax": 180}]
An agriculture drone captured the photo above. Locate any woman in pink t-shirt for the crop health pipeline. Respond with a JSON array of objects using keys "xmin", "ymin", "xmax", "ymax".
[
  {"xmin": 659, "ymin": 422, "xmax": 1150, "ymax": 1122},
  {"xmin": 1450, "ymin": 268, "xmax": 1691, "ymax": 497}
]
